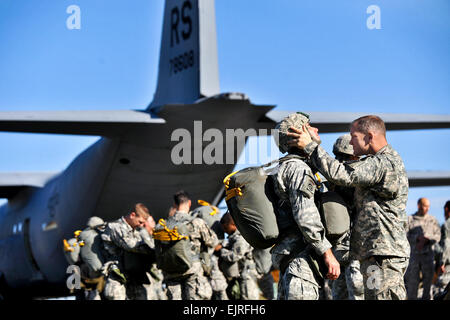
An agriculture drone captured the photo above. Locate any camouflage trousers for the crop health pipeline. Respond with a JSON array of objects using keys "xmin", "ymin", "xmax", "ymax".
[
  {"xmin": 331, "ymin": 259, "xmax": 364, "ymax": 300},
  {"xmin": 240, "ymin": 268, "xmax": 261, "ymax": 300},
  {"xmin": 405, "ymin": 251, "xmax": 434, "ymax": 300},
  {"xmin": 165, "ymin": 261, "xmax": 213, "ymax": 300},
  {"xmin": 360, "ymin": 255, "xmax": 409, "ymax": 300},
  {"xmin": 103, "ymin": 273, "xmax": 157, "ymax": 300},
  {"xmin": 146, "ymin": 268, "xmax": 168, "ymax": 300},
  {"xmin": 276, "ymin": 253, "xmax": 320, "ymax": 300},
  {"xmin": 209, "ymin": 255, "xmax": 229, "ymax": 300}
]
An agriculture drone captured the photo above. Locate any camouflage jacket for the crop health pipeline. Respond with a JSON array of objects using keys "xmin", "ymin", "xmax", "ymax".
[
  {"xmin": 407, "ymin": 212, "xmax": 441, "ymax": 255},
  {"xmin": 271, "ymin": 156, "xmax": 332, "ymax": 269},
  {"xmin": 220, "ymin": 229, "xmax": 255, "ymax": 273},
  {"xmin": 101, "ymin": 217, "xmax": 153, "ymax": 262},
  {"xmin": 304, "ymin": 142, "xmax": 410, "ymax": 260}
]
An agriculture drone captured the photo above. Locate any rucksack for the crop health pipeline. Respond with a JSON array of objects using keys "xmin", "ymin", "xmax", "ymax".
[
  {"xmin": 190, "ymin": 200, "xmax": 224, "ymax": 240},
  {"xmin": 153, "ymin": 214, "xmax": 195, "ymax": 275},
  {"xmin": 78, "ymin": 225, "xmax": 107, "ymax": 275},
  {"xmin": 224, "ymin": 155, "xmax": 350, "ymax": 249},
  {"xmin": 63, "ymin": 224, "xmax": 107, "ymax": 276}
]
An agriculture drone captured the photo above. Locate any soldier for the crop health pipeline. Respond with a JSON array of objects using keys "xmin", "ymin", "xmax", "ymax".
[
  {"xmin": 190, "ymin": 201, "xmax": 229, "ymax": 300},
  {"xmin": 434, "ymin": 201, "xmax": 450, "ymax": 298},
  {"xmin": 101, "ymin": 203, "xmax": 155, "ymax": 300},
  {"xmin": 138, "ymin": 215, "xmax": 167, "ymax": 300},
  {"xmin": 329, "ymin": 134, "xmax": 365, "ymax": 300},
  {"xmin": 161, "ymin": 190, "xmax": 218, "ymax": 300},
  {"xmin": 271, "ymin": 112, "xmax": 340, "ymax": 300},
  {"xmin": 253, "ymin": 247, "xmax": 275, "ymax": 300},
  {"xmin": 216, "ymin": 212, "xmax": 261, "ymax": 300},
  {"xmin": 63, "ymin": 216, "xmax": 107, "ymax": 300},
  {"xmin": 287, "ymin": 114, "xmax": 410, "ymax": 300},
  {"xmin": 405, "ymin": 198, "xmax": 441, "ymax": 299}
]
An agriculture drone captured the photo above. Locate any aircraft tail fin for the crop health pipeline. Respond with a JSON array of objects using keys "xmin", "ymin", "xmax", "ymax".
[{"xmin": 149, "ymin": 0, "xmax": 220, "ymax": 112}]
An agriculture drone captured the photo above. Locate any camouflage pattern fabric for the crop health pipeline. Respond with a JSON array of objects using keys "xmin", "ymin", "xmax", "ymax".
[
  {"xmin": 433, "ymin": 218, "xmax": 450, "ymax": 298},
  {"xmin": 331, "ymin": 232, "xmax": 364, "ymax": 300},
  {"xmin": 405, "ymin": 212, "xmax": 441, "ymax": 299},
  {"xmin": 209, "ymin": 254, "xmax": 229, "ymax": 300},
  {"xmin": 101, "ymin": 217, "xmax": 154, "ymax": 300},
  {"xmin": 407, "ymin": 213, "xmax": 441, "ymax": 255},
  {"xmin": 360, "ymin": 256, "xmax": 408, "ymax": 300},
  {"xmin": 163, "ymin": 211, "xmax": 218, "ymax": 300},
  {"xmin": 219, "ymin": 229, "xmax": 261, "ymax": 300},
  {"xmin": 303, "ymin": 142, "xmax": 410, "ymax": 299},
  {"xmin": 271, "ymin": 157, "xmax": 332, "ymax": 300}
]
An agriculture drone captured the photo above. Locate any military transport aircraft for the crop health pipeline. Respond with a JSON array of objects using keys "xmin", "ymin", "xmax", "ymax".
[{"xmin": 0, "ymin": 0, "xmax": 449, "ymax": 298}]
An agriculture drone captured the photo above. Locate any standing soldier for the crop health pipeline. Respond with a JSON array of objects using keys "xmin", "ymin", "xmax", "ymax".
[
  {"xmin": 287, "ymin": 114, "xmax": 410, "ymax": 300},
  {"xmin": 101, "ymin": 203, "xmax": 155, "ymax": 300},
  {"xmin": 434, "ymin": 201, "xmax": 450, "ymax": 298},
  {"xmin": 216, "ymin": 212, "xmax": 261, "ymax": 300},
  {"xmin": 271, "ymin": 113, "xmax": 340, "ymax": 300},
  {"xmin": 138, "ymin": 215, "xmax": 167, "ymax": 300},
  {"xmin": 155, "ymin": 190, "xmax": 218, "ymax": 300},
  {"xmin": 190, "ymin": 200, "xmax": 229, "ymax": 300},
  {"xmin": 405, "ymin": 198, "xmax": 441, "ymax": 300},
  {"xmin": 329, "ymin": 134, "xmax": 365, "ymax": 300}
]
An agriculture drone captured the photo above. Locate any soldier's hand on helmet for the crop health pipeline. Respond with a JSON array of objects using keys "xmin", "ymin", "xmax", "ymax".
[
  {"xmin": 286, "ymin": 125, "xmax": 312, "ymax": 149},
  {"xmin": 323, "ymin": 249, "xmax": 340, "ymax": 280}
]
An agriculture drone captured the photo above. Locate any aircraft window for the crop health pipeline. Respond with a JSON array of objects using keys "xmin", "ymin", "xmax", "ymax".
[
  {"xmin": 18, "ymin": 223, "xmax": 23, "ymax": 233},
  {"xmin": 13, "ymin": 224, "xmax": 17, "ymax": 234}
]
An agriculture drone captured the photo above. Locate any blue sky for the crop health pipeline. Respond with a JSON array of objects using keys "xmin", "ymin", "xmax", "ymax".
[{"xmin": 0, "ymin": 0, "xmax": 449, "ymax": 223}]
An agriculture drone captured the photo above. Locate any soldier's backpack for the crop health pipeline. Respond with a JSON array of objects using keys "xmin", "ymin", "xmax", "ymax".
[
  {"xmin": 190, "ymin": 200, "xmax": 224, "ymax": 240},
  {"xmin": 153, "ymin": 214, "xmax": 195, "ymax": 275},
  {"xmin": 224, "ymin": 155, "xmax": 350, "ymax": 249},
  {"xmin": 63, "ymin": 223, "xmax": 107, "ymax": 276},
  {"xmin": 78, "ymin": 224, "xmax": 107, "ymax": 275}
]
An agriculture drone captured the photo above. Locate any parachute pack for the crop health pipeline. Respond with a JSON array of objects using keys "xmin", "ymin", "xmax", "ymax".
[
  {"xmin": 224, "ymin": 155, "xmax": 350, "ymax": 249},
  {"xmin": 190, "ymin": 200, "xmax": 224, "ymax": 240},
  {"xmin": 153, "ymin": 214, "xmax": 195, "ymax": 275},
  {"xmin": 63, "ymin": 220, "xmax": 107, "ymax": 276}
]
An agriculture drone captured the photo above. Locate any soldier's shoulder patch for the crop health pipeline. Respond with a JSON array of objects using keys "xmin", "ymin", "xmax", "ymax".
[{"xmin": 299, "ymin": 173, "xmax": 316, "ymax": 199}]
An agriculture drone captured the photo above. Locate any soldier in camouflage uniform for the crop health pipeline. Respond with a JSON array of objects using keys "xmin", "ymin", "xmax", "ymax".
[
  {"xmin": 271, "ymin": 113, "xmax": 340, "ymax": 300},
  {"xmin": 190, "ymin": 202, "xmax": 229, "ymax": 300},
  {"xmin": 434, "ymin": 201, "xmax": 450, "ymax": 298},
  {"xmin": 405, "ymin": 197, "xmax": 441, "ymax": 300},
  {"xmin": 163, "ymin": 191, "xmax": 218, "ymax": 300},
  {"xmin": 101, "ymin": 203, "xmax": 155, "ymax": 300},
  {"xmin": 287, "ymin": 114, "xmax": 410, "ymax": 300},
  {"xmin": 216, "ymin": 212, "xmax": 261, "ymax": 300},
  {"xmin": 138, "ymin": 215, "xmax": 168, "ymax": 300},
  {"xmin": 329, "ymin": 134, "xmax": 365, "ymax": 300}
]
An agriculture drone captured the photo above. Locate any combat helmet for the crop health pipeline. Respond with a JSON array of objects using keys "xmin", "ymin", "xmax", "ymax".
[
  {"xmin": 274, "ymin": 112, "xmax": 310, "ymax": 153},
  {"xmin": 332, "ymin": 134, "xmax": 353, "ymax": 157}
]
